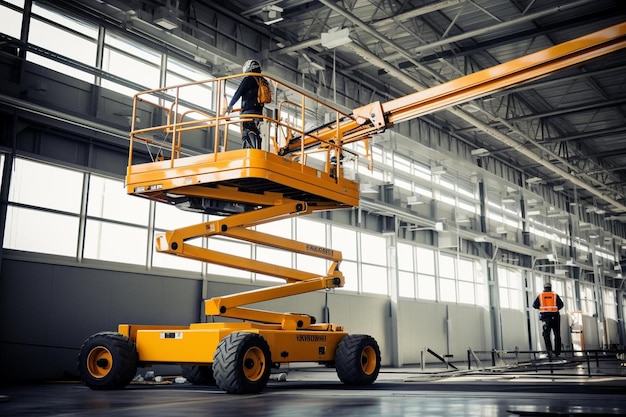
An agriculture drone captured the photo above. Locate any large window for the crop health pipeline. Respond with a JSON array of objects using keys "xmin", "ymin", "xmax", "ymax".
[
  {"xmin": 102, "ymin": 32, "xmax": 161, "ymax": 96},
  {"xmin": 416, "ymin": 247, "xmax": 436, "ymax": 301},
  {"xmin": 4, "ymin": 206, "xmax": 79, "ymax": 256},
  {"xmin": 0, "ymin": 1, "xmax": 23, "ymax": 39},
  {"xmin": 438, "ymin": 253, "xmax": 457, "ymax": 303},
  {"xmin": 331, "ymin": 225, "xmax": 358, "ymax": 291},
  {"xmin": 580, "ymin": 283, "xmax": 596, "ymax": 316},
  {"xmin": 498, "ymin": 266, "xmax": 523, "ymax": 310},
  {"xmin": 458, "ymin": 258, "xmax": 476, "ymax": 305},
  {"xmin": 564, "ymin": 279, "xmax": 576, "ymax": 312},
  {"xmin": 360, "ymin": 232, "xmax": 388, "ymax": 295},
  {"xmin": 84, "ymin": 220, "xmax": 148, "ymax": 265},
  {"xmin": 87, "ymin": 176, "xmax": 149, "ymax": 225},
  {"xmin": 361, "ymin": 263, "xmax": 388, "ymax": 294},
  {"xmin": 27, "ymin": 4, "xmax": 98, "ymax": 83},
  {"xmin": 602, "ymin": 288, "xmax": 617, "ymax": 321},
  {"xmin": 84, "ymin": 175, "xmax": 150, "ymax": 266},
  {"xmin": 4, "ymin": 158, "xmax": 82, "ymax": 257},
  {"xmin": 9, "ymin": 158, "xmax": 83, "ymax": 212},
  {"xmin": 398, "ymin": 242, "xmax": 415, "ymax": 298},
  {"xmin": 331, "ymin": 225, "xmax": 357, "ymax": 260},
  {"xmin": 166, "ymin": 57, "xmax": 214, "ymax": 116}
]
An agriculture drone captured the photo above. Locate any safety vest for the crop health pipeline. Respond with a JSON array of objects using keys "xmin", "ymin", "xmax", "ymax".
[{"xmin": 539, "ymin": 291, "xmax": 558, "ymax": 313}]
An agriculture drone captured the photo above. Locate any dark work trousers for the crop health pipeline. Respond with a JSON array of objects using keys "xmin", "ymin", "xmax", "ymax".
[
  {"xmin": 241, "ymin": 118, "xmax": 262, "ymax": 149},
  {"xmin": 541, "ymin": 313, "xmax": 561, "ymax": 356}
]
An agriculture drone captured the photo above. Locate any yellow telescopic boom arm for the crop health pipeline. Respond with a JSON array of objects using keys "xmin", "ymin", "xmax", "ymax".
[{"xmin": 279, "ymin": 22, "xmax": 626, "ymax": 155}]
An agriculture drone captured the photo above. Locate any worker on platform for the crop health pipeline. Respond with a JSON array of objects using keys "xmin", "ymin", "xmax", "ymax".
[
  {"xmin": 226, "ymin": 59, "xmax": 265, "ymax": 149},
  {"xmin": 532, "ymin": 282, "xmax": 564, "ymax": 357}
]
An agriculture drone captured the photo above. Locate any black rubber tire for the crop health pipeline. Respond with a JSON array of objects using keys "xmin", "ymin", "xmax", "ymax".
[
  {"xmin": 77, "ymin": 332, "xmax": 138, "ymax": 390},
  {"xmin": 213, "ymin": 332, "xmax": 272, "ymax": 394},
  {"xmin": 181, "ymin": 364, "xmax": 216, "ymax": 385},
  {"xmin": 335, "ymin": 334, "xmax": 381, "ymax": 385}
]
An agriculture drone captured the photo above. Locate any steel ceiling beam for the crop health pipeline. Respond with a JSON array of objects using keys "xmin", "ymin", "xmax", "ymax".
[
  {"xmin": 371, "ymin": 0, "xmax": 465, "ymax": 29},
  {"xmin": 495, "ymin": 97, "xmax": 626, "ymax": 122},
  {"xmin": 362, "ymin": 0, "xmax": 597, "ymax": 64}
]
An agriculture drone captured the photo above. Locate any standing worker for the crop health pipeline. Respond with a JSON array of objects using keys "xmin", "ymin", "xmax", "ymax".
[
  {"xmin": 226, "ymin": 59, "xmax": 267, "ymax": 149},
  {"xmin": 533, "ymin": 282, "xmax": 564, "ymax": 357}
]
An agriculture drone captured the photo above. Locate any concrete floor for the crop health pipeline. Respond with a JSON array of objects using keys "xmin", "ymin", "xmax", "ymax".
[{"xmin": 1, "ymin": 364, "xmax": 626, "ymax": 416}]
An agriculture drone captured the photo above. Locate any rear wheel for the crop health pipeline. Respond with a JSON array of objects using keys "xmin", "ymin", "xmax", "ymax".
[
  {"xmin": 335, "ymin": 334, "xmax": 381, "ymax": 385},
  {"xmin": 213, "ymin": 332, "xmax": 271, "ymax": 394},
  {"xmin": 77, "ymin": 332, "xmax": 138, "ymax": 390},
  {"xmin": 181, "ymin": 364, "xmax": 215, "ymax": 385}
]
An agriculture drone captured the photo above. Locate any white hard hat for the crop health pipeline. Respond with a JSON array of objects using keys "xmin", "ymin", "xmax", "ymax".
[{"xmin": 242, "ymin": 59, "xmax": 261, "ymax": 73}]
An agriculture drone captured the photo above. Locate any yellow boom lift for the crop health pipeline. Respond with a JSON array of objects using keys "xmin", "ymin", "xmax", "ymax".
[{"xmin": 78, "ymin": 23, "xmax": 626, "ymax": 394}]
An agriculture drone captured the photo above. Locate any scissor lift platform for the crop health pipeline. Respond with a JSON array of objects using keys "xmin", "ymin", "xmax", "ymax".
[{"xmin": 126, "ymin": 148, "xmax": 359, "ymax": 211}]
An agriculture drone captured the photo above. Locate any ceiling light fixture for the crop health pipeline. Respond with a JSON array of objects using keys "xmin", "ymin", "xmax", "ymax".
[
  {"xmin": 471, "ymin": 148, "xmax": 489, "ymax": 156},
  {"xmin": 406, "ymin": 194, "xmax": 425, "ymax": 205},
  {"xmin": 153, "ymin": 7, "xmax": 178, "ymax": 29},
  {"xmin": 261, "ymin": 5, "xmax": 283, "ymax": 25},
  {"xmin": 526, "ymin": 177, "xmax": 542, "ymax": 184},
  {"xmin": 360, "ymin": 183, "xmax": 378, "ymax": 194},
  {"xmin": 431, "ymin": 165, "xmax": 447, "ymax": 175},
  {"xmin": 153, "ymin": 0, "xmax": 180, "ymax": 30},
  {"xmin": 321, "ymin": 27, "xmax": 352, "ymax": 49}
]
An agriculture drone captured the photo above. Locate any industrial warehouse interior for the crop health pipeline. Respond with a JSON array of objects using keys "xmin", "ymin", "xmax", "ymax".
[{"xmin": 1, "ymin": 0, "xmax": 626, "ymax": 416}]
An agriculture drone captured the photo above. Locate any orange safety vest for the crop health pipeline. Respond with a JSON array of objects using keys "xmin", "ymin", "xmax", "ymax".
[{"xmin": 539, "ymin": 291, "xmax": 558, "ymax": 313}]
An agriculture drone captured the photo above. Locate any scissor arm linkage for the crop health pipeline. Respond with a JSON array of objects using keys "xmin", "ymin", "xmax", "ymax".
[{"xmin": 155, "ymin": 196, "xmax": 344, "ymax": 329}]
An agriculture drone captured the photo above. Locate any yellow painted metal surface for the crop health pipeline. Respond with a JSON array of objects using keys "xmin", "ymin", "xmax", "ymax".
[
  {"xmin": 135, "ymin": 328, "xmax": 224, "ymax": 363},
  {"xmin": 204, "ymin": 272, "xmax": 343, "ymax": 314},
  {"xmin": 131, "ymin": 322, "xmax": 347, "ymax": 364},
  {"xmin": 127, "ymin": 146, "xmax": 358, "ymax": 209},
  {"xmin": 262, "ymin": 329, "xmax": 348, "ymax": 363},
  {"xmin": 382, "ymin": 22, "xmax": 626, "ymax": 126},
  {"xmin": 117, "ymin": 324, "xmax": 189, "ymax": 341}
]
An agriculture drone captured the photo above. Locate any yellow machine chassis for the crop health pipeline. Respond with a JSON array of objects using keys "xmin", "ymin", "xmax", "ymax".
[{"xmin": 118, "ymin": 323, "xmax": 347, "ymax": 365}]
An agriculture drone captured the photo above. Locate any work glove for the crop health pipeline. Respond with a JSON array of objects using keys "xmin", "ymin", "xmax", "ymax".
[{"xmin": 226, "ymin": 105, "xmax": 233, "ymax": 114}]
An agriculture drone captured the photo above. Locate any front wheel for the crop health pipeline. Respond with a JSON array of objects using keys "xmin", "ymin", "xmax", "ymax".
[
  {"xmin": 213, "ymin": 332, "xmax": 272, "ymax": 394},
  {"xmin": 77, "ymin": 332, "xmax": 138, "ymax": 390},
  {"xmin": 335, "ymin": 334, "xmax": 381, "ymax": 385}
]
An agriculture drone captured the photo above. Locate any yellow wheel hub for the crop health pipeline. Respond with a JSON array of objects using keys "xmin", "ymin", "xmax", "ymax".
[
  {"xmin": 86, "ymin": 346, "xmax": 113, "ymax": 378},
  {"xmin": 242, "ymin": 346, "xmax": 265, "ymax": 381},
  {"xmin": 360, "ymin": 346, "xmax": 377, "ymax": 375}
]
